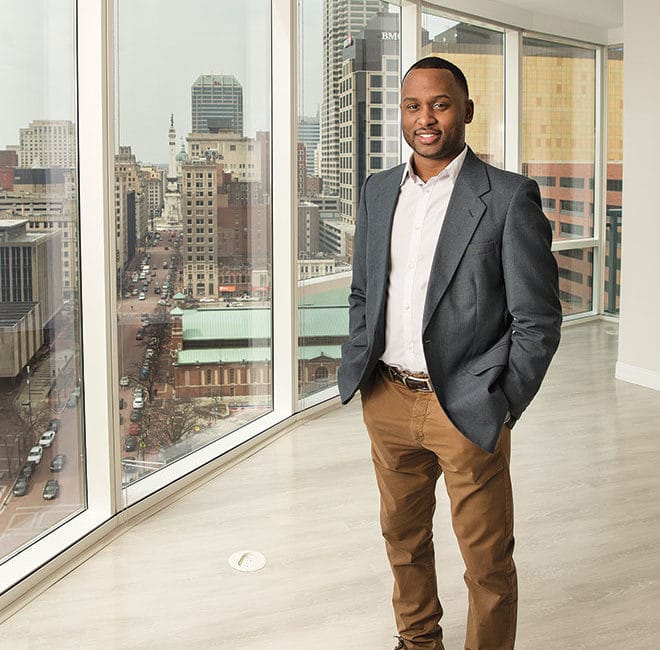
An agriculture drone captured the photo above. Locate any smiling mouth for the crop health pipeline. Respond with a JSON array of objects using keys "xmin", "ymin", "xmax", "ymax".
[{"xmin": 415, "ymin": 132, "xmax": 441, "ymax": 144}]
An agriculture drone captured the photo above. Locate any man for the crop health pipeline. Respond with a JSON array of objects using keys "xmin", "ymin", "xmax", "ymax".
[{"xmin": 338, "ymin": 56, "xmax": 562, "ymax": 650}]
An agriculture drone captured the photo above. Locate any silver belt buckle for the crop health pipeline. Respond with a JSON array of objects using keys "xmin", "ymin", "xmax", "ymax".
[{"xmin": 402, "ymin": 372, "xmax": 433, "ymax": 392}]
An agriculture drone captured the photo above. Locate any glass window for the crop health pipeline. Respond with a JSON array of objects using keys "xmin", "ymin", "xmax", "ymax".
[
  {"xmin": 522, "ymin": 37, "xmax": 596, "ymax": 244},
  {"xmin": 554, "ymin": 249, "xmax": 594, "ymax": 316},
  {"xmin": 522, "ymin": 38, "xmax": 596, "ymax": 317},
  {"xmin": 605, "ymin": 45, "xmax": 623, "ymax": 315},
  {"xmin": 421, "ymin": 12, "xmax": 505, "ymax": 168},
  {"xmin": 0, "ymin": 0, "xmax": 85, "ymax": 561},
  {"xmin": 297, "ymin": 2, "xmax": 401, "ymax": 405},
  {"xmin": 115, "ymin": 0, "xmax": 272, "ymax": 485}
]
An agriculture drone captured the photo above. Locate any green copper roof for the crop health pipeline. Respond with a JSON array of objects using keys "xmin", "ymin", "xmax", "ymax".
[{"xmin": 179, "ymin": 306, "xmax": 347, "ymax": 341}]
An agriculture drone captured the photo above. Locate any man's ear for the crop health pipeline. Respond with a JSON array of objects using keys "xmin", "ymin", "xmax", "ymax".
[{"xmin": 465, "ymin": 99, "xmax": 475, "ymax": 124}]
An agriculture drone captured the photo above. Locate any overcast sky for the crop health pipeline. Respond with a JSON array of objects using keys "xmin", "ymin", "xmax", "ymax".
[
  {"xmin": 0, "ymin": 0, "xmax": 77, "ymax": 150},
  {"xmin": 1, "ymin": 0, "xmax": 321, "ymax": 165},
  {"xmin": 1, "ymin": 2, "xmax": 455, "ymax": 166}
]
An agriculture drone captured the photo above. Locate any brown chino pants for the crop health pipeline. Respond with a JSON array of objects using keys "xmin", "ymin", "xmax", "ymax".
[{"xmin": 361, "ymin": 368, "xmax": 516, "ymax": 650}]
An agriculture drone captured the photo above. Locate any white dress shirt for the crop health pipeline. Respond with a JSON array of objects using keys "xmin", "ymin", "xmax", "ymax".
[{"xmin": 381, "ymin": 146, "xmax": 468, "ymax": 373}]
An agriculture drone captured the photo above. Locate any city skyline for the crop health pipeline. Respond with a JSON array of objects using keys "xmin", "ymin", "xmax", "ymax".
[{"xmin": 1, "ymin": 1, "xmax": 280, "ymax": 164}]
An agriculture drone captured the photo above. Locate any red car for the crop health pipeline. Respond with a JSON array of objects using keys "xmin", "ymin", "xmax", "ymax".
[{"xmin": 129, "ymin": 422, "xmax": 141, "ymax": 436}]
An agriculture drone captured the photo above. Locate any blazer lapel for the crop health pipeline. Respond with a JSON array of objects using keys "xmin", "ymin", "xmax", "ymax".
[
  {"xmin": 368, "ymin": 164, "xmax": 403, "ymax": 282},
  {"xmin": 422, "ymin": 150, "xmax": 490, "ymax": 331}
]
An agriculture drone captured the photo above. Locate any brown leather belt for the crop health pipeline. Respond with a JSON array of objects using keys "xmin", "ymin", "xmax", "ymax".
[{"xmin": 380, "ymin": 362, "xmax": 433, "ymax": 393}]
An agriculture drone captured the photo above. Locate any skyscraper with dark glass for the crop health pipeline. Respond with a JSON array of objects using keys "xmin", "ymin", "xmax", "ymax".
[{"xmin": 191, "ymin": 74, "xmax": 244, "ymax": 135}]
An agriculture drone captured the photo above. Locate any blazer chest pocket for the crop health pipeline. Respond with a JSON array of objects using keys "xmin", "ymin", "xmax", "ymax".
[{"xmin": 465, "ymin": 240, "xmax": 497, "ymax": 256}]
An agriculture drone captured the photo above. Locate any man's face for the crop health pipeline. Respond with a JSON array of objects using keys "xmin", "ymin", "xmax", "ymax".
[{"xmin": 400, "ymin": 68, "xmax": 474, "ymax": 170}]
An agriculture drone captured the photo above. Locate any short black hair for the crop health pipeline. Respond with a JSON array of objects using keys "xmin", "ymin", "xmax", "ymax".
[{"xmin": 402, "ymin": 56, "xmax": 469, "ymax": 98}]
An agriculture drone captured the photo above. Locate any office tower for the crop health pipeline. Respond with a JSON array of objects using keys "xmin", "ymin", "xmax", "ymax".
[
  {"xmin": 0, "ymin": 172, "xmax": 78, "ymax": 300},
  {"xmin": 339, "ymin": 11, "xmax": 400, "ymax": 225},
  {"xmin": 181, "ymin": 157, "xmax": 218, "ymax": 298},
  {"xmin": 297, "ymin": 115, "xmax": 320, "ymax": 176},
  {"xmin": 0, "ymin": 219, "xmax": 62, "ymax": 378},
  {"xmin": 18, "ymin": 120, "xmax": 76, "ymax": 168},
  {"xmin": 191, "ymin": 75, "xmax": 244, "ymax": 136},
  {"xmin": 321, "ymin": 0, "xmax": 387, "ymax": 196}
]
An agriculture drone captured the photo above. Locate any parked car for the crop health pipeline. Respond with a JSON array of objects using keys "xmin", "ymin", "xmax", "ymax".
[
  {"xmin": 13, "ymin": 476, "xmax": 30, "ymax": 497},
  {"xmin": 132, "ymin": 288, "xmax": 139, "ymax": 296},
  {"xmin": 145, "ymin": 349, "xmax": 154, "ymax": 359},
  {"xmin": 43, "ymin": 479, "xmax": 60, "ymax": 500},
  {"xmin": 139, "ymin": 368, "xmax": 149, "ymax": 380},
  {"xmin": 135, "ymin": 328, "xmax": 144, "ymax": 340},
  {"xmin": 124, "ymin": 436, "xmax": 138, "ymax": 452},
  {"xmin": 48, "ymin": 418, "xmax": 61, "ymax": 433},
  {"xmin": 50, "ymin": 454, "xmax": 67, "ymax": 472},
  {"xmin": 119, "ymin": 375, "xmax": 130, "ymax": 387},
  {"xmin": 132, "ymin": 396, "xmax": 144, "ymax": 409},
  {"xmin": 20, "ymin": 461, "xmax": 36, "ymax": 480},
  {"xmin": 130, "ymin": 409, "xmax": 142, "ymax": 422},
  {"xmin": 128, "ymin": 422, "xmax": 141, "ymax": 436},
  {"xmin": 27, "ymin": 445, "xmax": 43, "ymax": 464},
  {"xmin": 138, "ymin": 292, "xmax": 146, "ymax": 301},
  {"xmin": 38, "ymin": 430, "xmax": 56, "ymax": 448},
  {"xmin": 154, "ymin": 287, "xmax": 161, "ymax": 294}
]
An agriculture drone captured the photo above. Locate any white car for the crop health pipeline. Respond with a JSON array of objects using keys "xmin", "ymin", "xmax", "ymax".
[
  {"xmin": 38, "ymin": 430, "xmax": 56, "ymax": 448},
  {"xmin": 138, "ymin": 292, "xmax": 146, "ymax": 300},
  {"xmin": 27, "ymin": 446, "xmax": 43, "ymax": 464},
  {"xmin": 132, "ymin": 396, "xmax": 144, "ymax": 409},
  {"xmin": 119, "ymin": 376, "xmax": 130, "ymax": 387},
  {"xmin": 145, "ymin": 349, "xmax": 154, "ymax": 359}
]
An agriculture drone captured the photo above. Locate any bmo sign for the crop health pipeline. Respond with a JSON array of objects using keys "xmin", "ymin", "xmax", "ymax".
[{"xmin": 381, "ymin": 31, "xmax": 399, "ymax": 40}]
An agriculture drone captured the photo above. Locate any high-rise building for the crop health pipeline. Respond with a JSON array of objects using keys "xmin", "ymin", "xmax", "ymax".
[
  {"xmin": 321, "ymin": 0, "xmax": 387, "ymax": 196},
  {"xmin": 0, "ymin": 169, "xmax": 78, "ymax": 299},
  {"xmin": 339, "ymin": 11, "xmax": 400, "ymax": 225},
  {"xmin": 181, "ymin": 157, "xmax": 218, "ymax": 298},
  {"xmin": 191, "ymin": 75, "xmax": 244, "ymax": 136},
  {"xmin": 297, "ymin": 115, "xmax": 320, "ymax": 176},
  {"xmin": 0, "ymin": 219, "xmax": 62, "ymax": 378},
  {"xmin": 115, "ymin": 145, "xmax": 148, "ymax": 267},
  {"xmin": 18, "ymin": 120, "xmax": 76, "ymax": 168}
]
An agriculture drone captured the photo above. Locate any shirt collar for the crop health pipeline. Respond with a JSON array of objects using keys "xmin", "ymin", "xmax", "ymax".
[{"xmin": 400, "ymin": 145, "xmax": 469, "ymax": 187}]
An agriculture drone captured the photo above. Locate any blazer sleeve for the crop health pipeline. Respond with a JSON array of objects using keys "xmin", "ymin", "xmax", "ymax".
[
  {"xmin": 345, "ymin": 174, "xmax": 371, "ymax": 348},
  {"xmin": 337, "ymin": 174, "xmax": 372, "ymax": 403},
  {"xmin": 498, "ymin": 177, "xmax": 562, "ymax": 418}
]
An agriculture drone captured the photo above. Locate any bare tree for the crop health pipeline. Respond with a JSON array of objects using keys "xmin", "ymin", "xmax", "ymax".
[{"xmin": 142, "ymin": 398, "xmax": 200, "ymax": 448}]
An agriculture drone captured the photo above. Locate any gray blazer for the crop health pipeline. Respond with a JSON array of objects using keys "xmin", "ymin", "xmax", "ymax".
[{"xmin": 338, "ymin": 148, "xmax": 562, "ymax": 452}]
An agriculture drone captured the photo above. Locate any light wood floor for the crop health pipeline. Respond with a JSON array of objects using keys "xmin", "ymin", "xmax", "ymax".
[{"xmin": 1, "ymin": 320, "xmax": 659, "ymax": 649}]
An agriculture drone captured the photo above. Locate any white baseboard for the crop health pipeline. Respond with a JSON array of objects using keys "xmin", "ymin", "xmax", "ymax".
[{"xmin": 615, "ymin": 362, "xmax": 660, "ymax": 391}]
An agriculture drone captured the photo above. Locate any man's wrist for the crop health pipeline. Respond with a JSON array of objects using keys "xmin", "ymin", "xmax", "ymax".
[{"xmin": 504, "ymin": 411, "xmax": 517, "ymax": 429}]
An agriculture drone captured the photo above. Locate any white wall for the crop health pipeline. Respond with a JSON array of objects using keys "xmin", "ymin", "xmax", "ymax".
[{"xmin": 616, "ymin": 0, "xmax": 660, "ymax": 391}]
